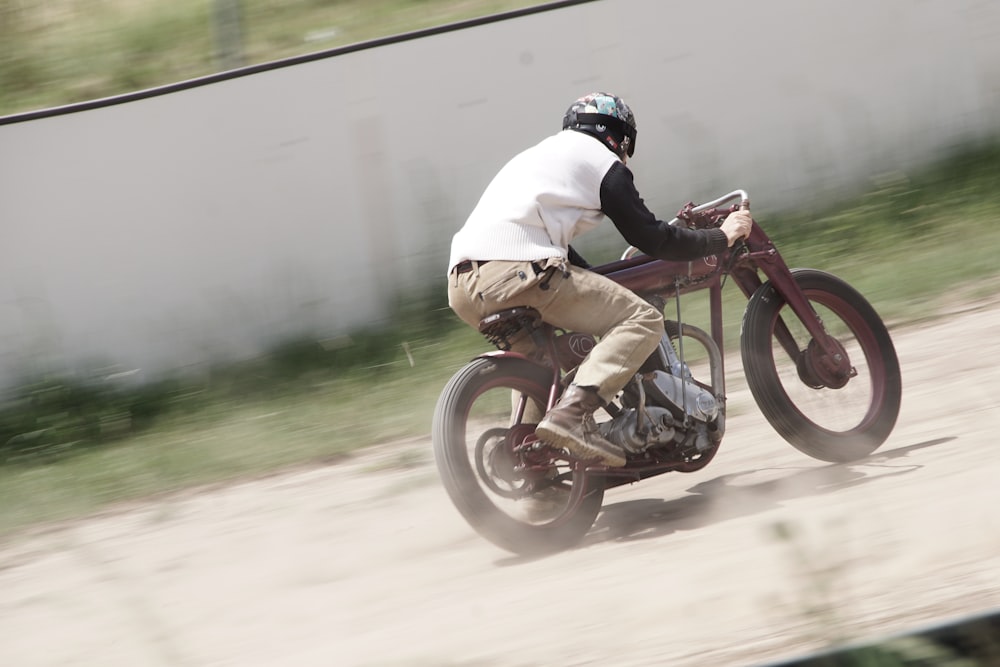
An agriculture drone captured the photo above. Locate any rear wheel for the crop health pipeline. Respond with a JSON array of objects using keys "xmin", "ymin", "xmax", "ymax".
[
  {"xmin": 741, "ymin": 269, "xmax": 901, "ymax": 462},
  {"xmin": 432, "ymin": 357, "xmax": 604, "ymax": 555}
]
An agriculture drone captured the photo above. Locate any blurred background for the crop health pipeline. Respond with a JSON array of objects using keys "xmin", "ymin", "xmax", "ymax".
[
  {"xmin": 0, "ymin": 0, "xmax": 998, "ymax": 532},
  {"xmin": 0, "ymin": 0, "xmax": 542, "ymax": 116},
  {"xmin": 1, "ymin": 5, "xmax": 1000, "ymax": 664}
]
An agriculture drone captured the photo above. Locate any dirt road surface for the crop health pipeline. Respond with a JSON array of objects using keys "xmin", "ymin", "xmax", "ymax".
[{"xmin": 2, "ymin": 298, "xmax": 999, "ymax": 667}]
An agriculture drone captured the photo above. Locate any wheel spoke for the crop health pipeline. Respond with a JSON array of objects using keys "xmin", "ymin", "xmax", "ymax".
[
  {"xmin": 770, "ymin": 300, "xmax": 873, "ymax": 431},
  {"xmin": 464, "ymin": 382, "xmax": 578, "ymax": 524},
  {"xmin": 431, "ymin": 357, "xmax": 605, "ymax": 554},
  {"xmin": 741, "ymin": 269, "xmax": 901, "ymax": 462}
]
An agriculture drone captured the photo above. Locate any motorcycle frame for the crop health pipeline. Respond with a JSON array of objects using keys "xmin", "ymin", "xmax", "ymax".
[
  {"xmin": 472, "ymin": 190, "xmax": 850, "ymax": 482},
  {"xmin": 480, "ymin": 190, "xmax": 846, "ymax": 402}
]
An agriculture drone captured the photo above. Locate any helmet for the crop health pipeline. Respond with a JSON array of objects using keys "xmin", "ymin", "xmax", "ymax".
[{"xmin": 561, "ymin": 92, "xmax": 637, "ymax": 158}]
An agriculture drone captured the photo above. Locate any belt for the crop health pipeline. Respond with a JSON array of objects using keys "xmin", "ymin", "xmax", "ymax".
[
  {"xmin": 454, "ymin": 259, "xmax": 556, "ymax": 276},
  {"xmin": 454, "ymin": 260, "xmax": 489, "ymax": 274}
]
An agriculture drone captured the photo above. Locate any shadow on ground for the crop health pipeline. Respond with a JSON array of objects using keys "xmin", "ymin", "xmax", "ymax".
[{"xmin": 581, "ymin": 437, "xmax": 956, "ymax": 547}]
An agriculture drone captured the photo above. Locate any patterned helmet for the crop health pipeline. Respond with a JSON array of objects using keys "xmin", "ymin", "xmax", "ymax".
[{"xmin": 561, "ymin": 92, "xmax": 637, "ymax": 158}]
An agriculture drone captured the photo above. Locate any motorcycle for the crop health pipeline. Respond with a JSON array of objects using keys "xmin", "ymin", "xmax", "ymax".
[{"xmin": 431, "ymin": 190, "xmax": 902, "ymax": 555}]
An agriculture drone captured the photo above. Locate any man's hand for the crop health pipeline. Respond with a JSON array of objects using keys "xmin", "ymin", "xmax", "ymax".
[{"xmin": 720, "ymin": 210, "xmax": 752, "ymax": 247}]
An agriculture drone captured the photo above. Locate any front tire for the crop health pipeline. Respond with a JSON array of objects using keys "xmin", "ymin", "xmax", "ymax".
[
  {"xmin": 741, "ymin": 269, "xmax": 901, "ymax": 462},
  {"xmin": 432, "ymin": 357, "xmax": 604, "ymax": 555}
]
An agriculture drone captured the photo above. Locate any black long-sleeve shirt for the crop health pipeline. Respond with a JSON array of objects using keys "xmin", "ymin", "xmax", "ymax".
[
  {"xmin": 599, "ymin": 161, "xmax": 729, "ymax": 261},
  {"xmin": 450, "ymin": 130, "xmax": 729, "ymax": 272}
]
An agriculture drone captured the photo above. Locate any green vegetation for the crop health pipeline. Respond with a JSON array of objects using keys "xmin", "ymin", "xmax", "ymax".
[
  {"xmin": 761, "ymin": 140, "xmax": 1000, "ymax": 321},
  {"xmin": 0, "ymin": 314, "xmax": 484, "ymax": 532},
  {"xmin": 2, "ymin": 0, "xmax": 999, "ymax": 541},
  {"xmin": 4, "ymin": 8, "xmax": 999, "ymax": 665},
  {"xmin": 0, "ymin": 0, "xmax": 543, "ymax": 117},
  {"xmin": 1, "ymin": 140, "xmax": 998, "ymax": 536}
]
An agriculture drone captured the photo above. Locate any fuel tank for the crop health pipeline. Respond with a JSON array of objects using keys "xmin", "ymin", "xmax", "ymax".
[{"xmin": 593, "ymin": 254, "xmax": 721, "ymax": 297}]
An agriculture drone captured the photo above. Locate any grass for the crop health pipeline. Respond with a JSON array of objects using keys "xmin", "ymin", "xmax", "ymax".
[
  {"xmin": 3, "ymin": 2, "xmax": 1000, "ymax": 542},
  {"xmin": 0, "ymin": 0, "xmax": 545, "ymax": 117},
  {"xmin": 0, "ymin": 324, "xmax": 485, "ymax": 533},
  {"xmin": 3, "ymin": 142, "xmax": 1000, "ymax": 536}
]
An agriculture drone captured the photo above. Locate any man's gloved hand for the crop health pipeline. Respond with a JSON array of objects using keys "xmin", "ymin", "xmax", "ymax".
[{"xmin": 720, "ymin": 210, "xmax": 752, "ymax": 247}]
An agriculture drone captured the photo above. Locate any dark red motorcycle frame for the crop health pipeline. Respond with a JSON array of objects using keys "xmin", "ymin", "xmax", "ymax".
[
  {"xmin": 470, "ymin": 197, "xmax": 856, "ymax": 488},
  {"xmin": 594, "ymin": 201, "xmax": 851, "ymax": 387},
  {"xmin": 435, "ymin": 191, "xmax": 902, "ymax": 554},
  {"xmin": 480, "ymin": 198, "xmax": 850, "ymax": 404}
]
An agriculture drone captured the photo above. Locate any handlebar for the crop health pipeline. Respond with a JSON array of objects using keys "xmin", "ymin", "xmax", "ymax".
[
  {"xmin": 621, "ymin": 189, "xmax": 750, "ymax": 260},
  {"xmin": 673, "ymin": 189, "xmax": 750, "ymax": 220}
]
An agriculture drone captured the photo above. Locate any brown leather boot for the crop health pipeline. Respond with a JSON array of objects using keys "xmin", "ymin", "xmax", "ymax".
[{"xmin": 535, "ymin": 384, "xmax": 627, "ymax": 467}]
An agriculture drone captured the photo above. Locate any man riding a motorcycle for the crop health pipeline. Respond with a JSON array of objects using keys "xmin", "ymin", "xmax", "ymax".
[{"xmin": 447, "ymin": 92, "xmax": 752, "ymax": 468}]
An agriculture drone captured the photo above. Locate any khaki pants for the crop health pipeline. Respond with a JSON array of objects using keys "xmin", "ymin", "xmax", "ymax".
[{"xmin": 448, "ymin": 259, "xmax": 664, "ymax": 404}]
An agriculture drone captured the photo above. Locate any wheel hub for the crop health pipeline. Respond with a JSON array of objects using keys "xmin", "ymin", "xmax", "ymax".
[
  {"xmin": 797, "ymin": 337, "xmax": 852, "ymax": 389},
  {"xmin": 475, "ymin": 424, "xmax": 552, "ymax": 498},
  {"xmin": 487, "ymin": 438, "xmax": 518, "ymax": 485}
]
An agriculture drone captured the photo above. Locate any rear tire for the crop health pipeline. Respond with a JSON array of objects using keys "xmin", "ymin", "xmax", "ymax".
[
  {"xmin": 432, "ymin": 357, "xmax": 604, "ymax": 555},
  {"xmin": 741, "ymin": 269, "xmax": 901, "ymax": 462}
]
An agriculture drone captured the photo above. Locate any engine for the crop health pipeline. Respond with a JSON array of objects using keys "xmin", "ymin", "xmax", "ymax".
[
  {"xmin": 600, "ymin": 374, "xmax": 722, "ymax": 455},
  {"xmin": 599, "ymin": 320, "xmax": 726, "ymax": 456},
  {"xmin": 645, "ymin": 370, "xmax": 719, "ymax": 422},
  {"xmin": 600, "ymin": 406, "xmax": 676, "ymax": 453}
]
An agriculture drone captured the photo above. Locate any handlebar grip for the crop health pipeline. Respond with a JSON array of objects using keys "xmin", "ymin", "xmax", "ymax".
[{"xmin": 740, "ymin": 198, "xmax": 750, "ymax": 211}]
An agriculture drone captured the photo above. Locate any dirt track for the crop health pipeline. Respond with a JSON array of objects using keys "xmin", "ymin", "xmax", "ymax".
[{"xmin": 2, "ymin": 298, "xmax": 999, "ymax": 667}]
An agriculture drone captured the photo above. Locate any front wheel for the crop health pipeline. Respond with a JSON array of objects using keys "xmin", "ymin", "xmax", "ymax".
[
  {"xmin": 431, "ymin": 356, "xmax": 604, "ymax": 555},
  {"xmin": 741, "ymin": 269, "xmax": 902, "ymax": 462}
]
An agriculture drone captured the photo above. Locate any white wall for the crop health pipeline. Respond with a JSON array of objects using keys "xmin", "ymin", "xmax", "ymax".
[{"xmin": 1, "ymin": 0, "xmax": 998, "ymax": 382}]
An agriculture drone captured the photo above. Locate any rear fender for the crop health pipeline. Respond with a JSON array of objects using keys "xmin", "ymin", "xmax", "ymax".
[{"xmin": 474, "ymin": 350, "xmax": 562, "ymax": 411}]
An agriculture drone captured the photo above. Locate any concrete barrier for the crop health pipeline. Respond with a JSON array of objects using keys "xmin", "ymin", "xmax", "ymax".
[{"xmin": 1, "ymin": 0, "xmax": 998, "ymax": 382}]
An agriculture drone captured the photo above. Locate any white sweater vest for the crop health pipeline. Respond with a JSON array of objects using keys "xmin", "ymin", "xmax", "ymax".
[{"xmin": 448, "ymin": 130, "xmax": 619, "ymax": 272}]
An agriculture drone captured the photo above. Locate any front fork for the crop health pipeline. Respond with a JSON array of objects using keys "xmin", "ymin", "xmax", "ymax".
[{"xmin": 729, "ymin": 225, "xmax": 853, "ymax": 379}]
